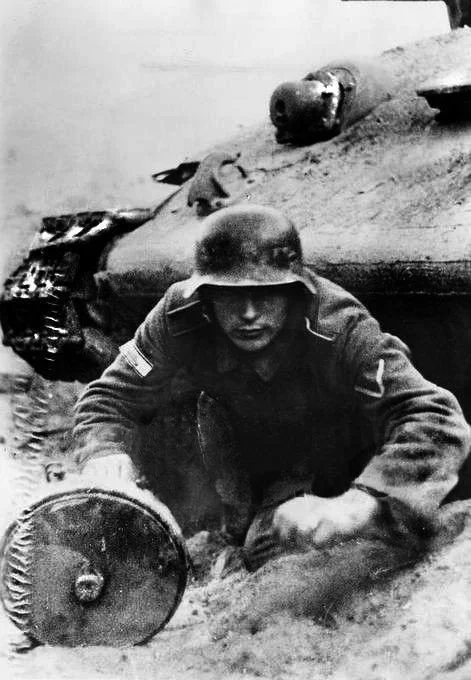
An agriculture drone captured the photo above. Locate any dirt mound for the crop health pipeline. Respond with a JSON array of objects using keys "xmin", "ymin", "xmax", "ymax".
[{"xmin": 1, "ymin": 500, "xmax": 469, "ymax": 680}]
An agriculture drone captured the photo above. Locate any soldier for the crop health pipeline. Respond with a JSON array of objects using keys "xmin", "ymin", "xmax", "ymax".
[{"xmin": 73, "ymin": 204, "xmax": 470, "ymax": 571}]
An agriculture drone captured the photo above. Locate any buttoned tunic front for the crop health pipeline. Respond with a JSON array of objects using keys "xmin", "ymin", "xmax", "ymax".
[{"xmin": 73, "ymin": 271, "xmax": 470, "ymax": 518}]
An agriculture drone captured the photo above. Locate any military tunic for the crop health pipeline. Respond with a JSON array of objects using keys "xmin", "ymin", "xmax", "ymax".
[{"xmin": 74, "ymin": 271, "xmax": 470, "ymax": 524}]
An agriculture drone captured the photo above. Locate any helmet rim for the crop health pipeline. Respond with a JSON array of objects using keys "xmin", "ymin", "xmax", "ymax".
[{"xmin": 182, "ymin": 269, "xmax": 315, "ymax": 299}]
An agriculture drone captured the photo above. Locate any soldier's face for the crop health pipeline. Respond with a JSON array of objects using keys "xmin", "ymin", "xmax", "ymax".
[{"xmin": 210, "ymin": 286, "xmax": 290, "ymax": 352}]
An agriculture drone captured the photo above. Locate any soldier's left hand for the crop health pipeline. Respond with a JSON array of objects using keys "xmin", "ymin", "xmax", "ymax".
[{"xmin": 272, "ymin": 489, "xmax": 381, "ymax": 549}]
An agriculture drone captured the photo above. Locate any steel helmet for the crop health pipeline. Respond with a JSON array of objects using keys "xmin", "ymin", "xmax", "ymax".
[{"xmin": 183, "ymin": 204, "xmax": 315, "ymax": 297}]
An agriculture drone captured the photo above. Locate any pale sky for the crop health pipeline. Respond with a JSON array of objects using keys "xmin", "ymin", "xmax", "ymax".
[{"xmin": 0, "ymin": 1, "xmax": 449, "ymax": 245}]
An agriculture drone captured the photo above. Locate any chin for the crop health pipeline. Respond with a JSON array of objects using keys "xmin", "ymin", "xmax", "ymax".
[{"xmin": 231, "ymin": 335, "xmax": 273, "ymax": 352}]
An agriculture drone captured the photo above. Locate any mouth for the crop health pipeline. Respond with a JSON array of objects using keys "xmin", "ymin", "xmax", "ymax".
[{"xmin": 234, "ymin": 328, "xmax": 265, "ymax": 339}]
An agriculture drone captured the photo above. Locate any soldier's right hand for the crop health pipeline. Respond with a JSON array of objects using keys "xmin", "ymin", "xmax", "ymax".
[
  {"xmin": 79, "ymin": 453, "xmax": 138, "ymax": 485},
  {"xmin": 272, "ymin": 489, "xmax": 380, "ymax": 549}
]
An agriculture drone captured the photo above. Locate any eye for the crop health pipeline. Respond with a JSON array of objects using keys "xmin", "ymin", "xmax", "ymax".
[{"xmin": 211, "ymin": 288, "xmax": 240, "ymax": 304}]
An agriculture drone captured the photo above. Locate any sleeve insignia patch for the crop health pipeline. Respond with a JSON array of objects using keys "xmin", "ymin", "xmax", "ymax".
[
  {"xmin": 119, "ymin": 340, "xmax": 153, "ymax": 377},
  {"xmin": 354, "ymin": 358, "xmax": 385, "ymax": 398}
]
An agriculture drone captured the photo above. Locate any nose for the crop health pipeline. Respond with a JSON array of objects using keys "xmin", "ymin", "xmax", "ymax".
[{"xmin": 240, "ymin": 296, "xmax": 258, "ymax": 323}]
